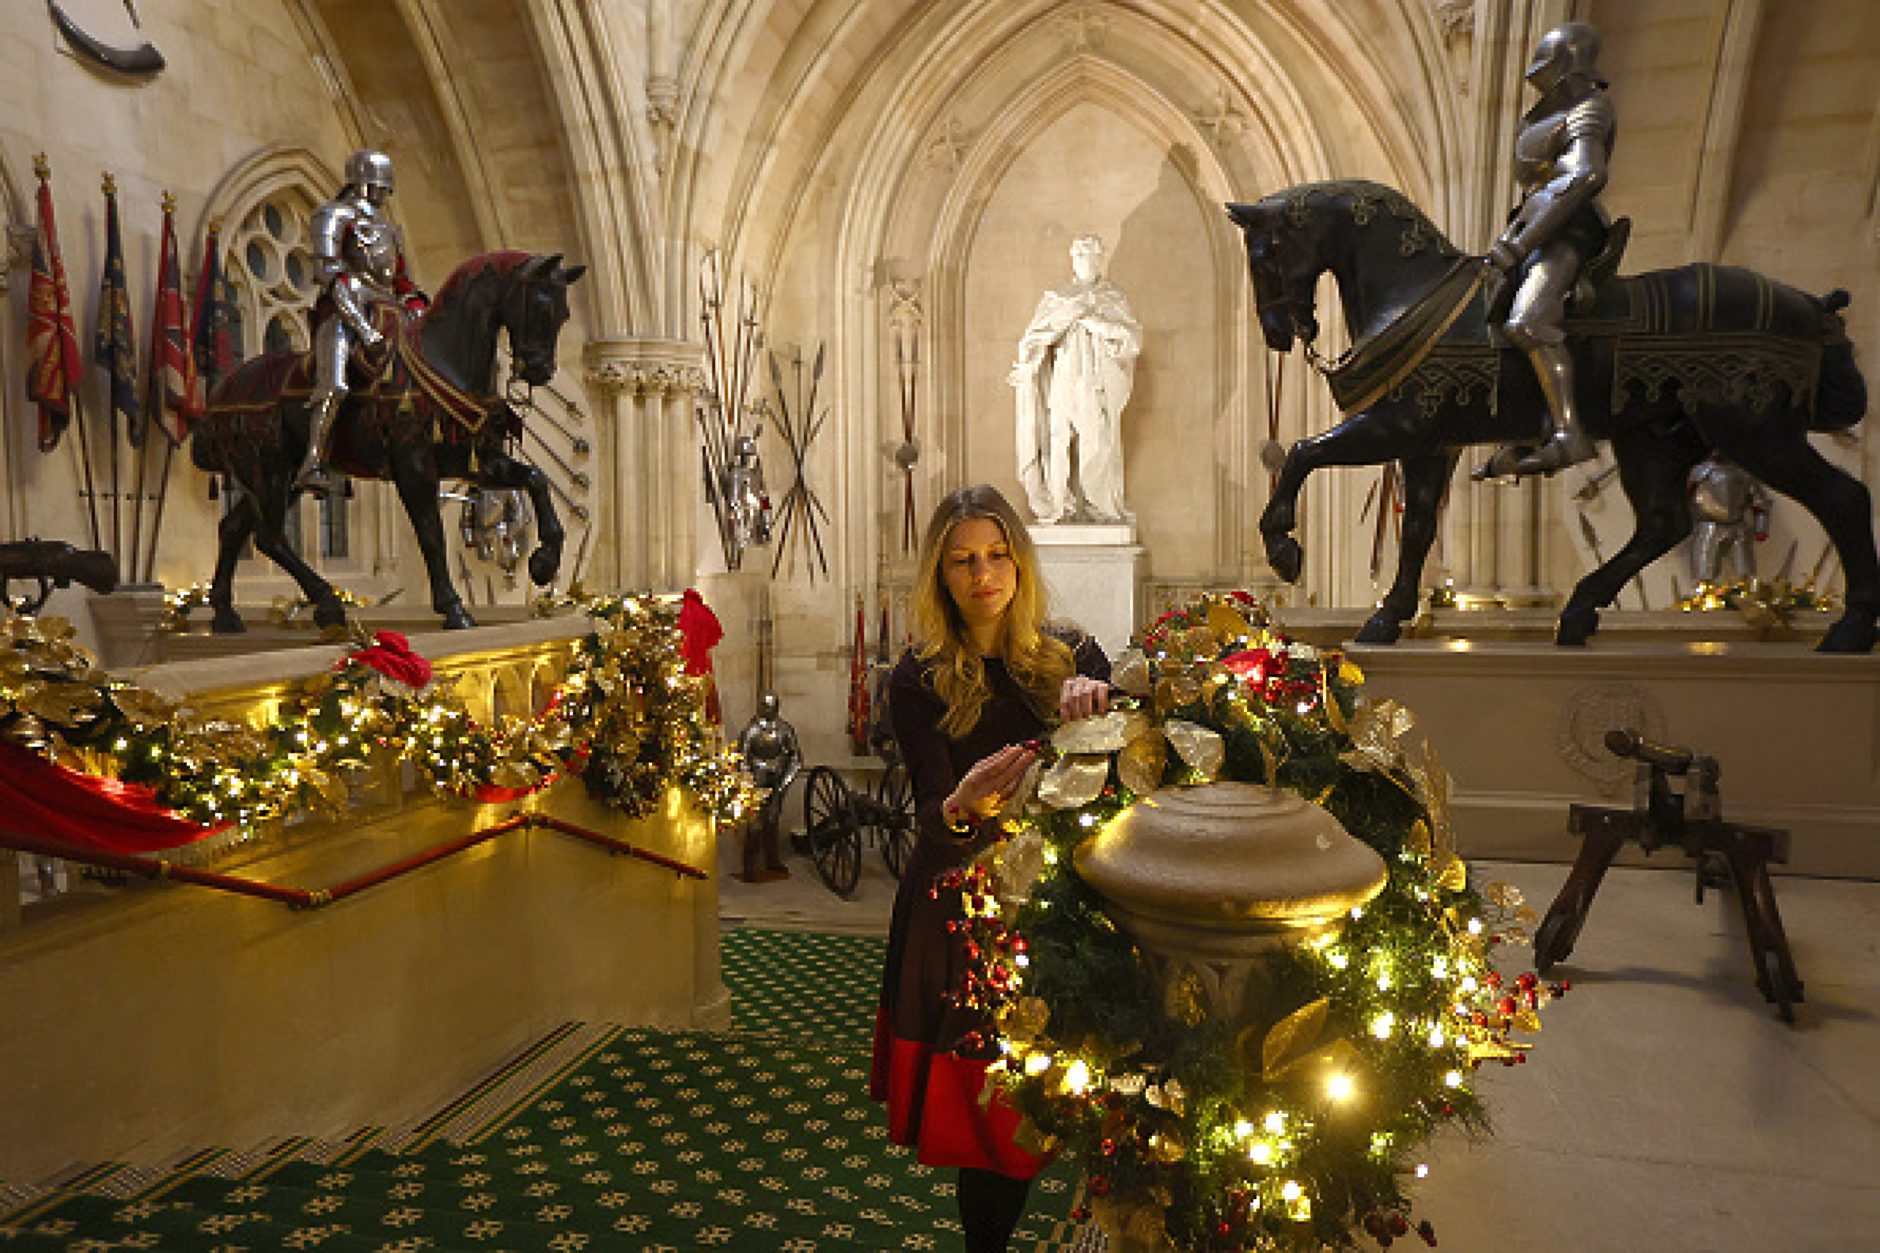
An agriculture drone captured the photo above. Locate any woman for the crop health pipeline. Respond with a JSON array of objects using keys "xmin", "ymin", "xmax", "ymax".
[{"xmin": 870, "ymin": 484, "xmax": 1111, "ymax": 1252}]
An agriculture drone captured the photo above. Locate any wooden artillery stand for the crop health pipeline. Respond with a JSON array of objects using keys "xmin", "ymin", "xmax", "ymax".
[{"xmin": 1534, "ymin": 804, "xmax": 1806, "ymax": 1024}]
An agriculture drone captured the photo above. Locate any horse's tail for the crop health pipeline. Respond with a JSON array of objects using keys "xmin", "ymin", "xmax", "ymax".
[{"xmin": 1811, "ymin": 289, "xmax": 1866, "ymax": 433}]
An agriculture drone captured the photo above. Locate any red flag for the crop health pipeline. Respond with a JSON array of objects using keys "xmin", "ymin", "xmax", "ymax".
[
  {"xmin": 147, "ymin": 194, "xmax": 195, "ymax": 444},
  {"xmin": 24, "ymin": 162, "xmax": 81, "ymax": 452}
]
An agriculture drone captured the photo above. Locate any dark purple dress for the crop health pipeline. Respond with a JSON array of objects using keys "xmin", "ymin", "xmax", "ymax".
[{"xmin": 869, "ymin": 632, "xmax": 1110, "ymax": 1175}]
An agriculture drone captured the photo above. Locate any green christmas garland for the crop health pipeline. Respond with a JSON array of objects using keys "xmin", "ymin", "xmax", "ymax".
[
  {"xmin": 949, "ymin": 591, "xmax": 1561, "ymax": 1251},
  {"xmin": 0, "ymin": 594, "xmax": 754, "ymax": 837}
]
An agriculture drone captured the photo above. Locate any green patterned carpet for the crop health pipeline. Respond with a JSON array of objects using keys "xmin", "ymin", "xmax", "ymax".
[{"xmin": 0, "ymin": 928, "xmax": 1086, "ymax": 1251}]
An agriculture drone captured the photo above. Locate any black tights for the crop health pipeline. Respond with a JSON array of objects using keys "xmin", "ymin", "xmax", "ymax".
[{"xmin": 957, "ymin": 1167, "xmax": 1031, "ymax": 1252}]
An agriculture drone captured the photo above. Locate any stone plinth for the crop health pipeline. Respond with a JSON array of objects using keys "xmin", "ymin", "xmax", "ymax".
[{"xmin": 1030, "ymin": 523, "xmax": 1145, "ymax": 659}]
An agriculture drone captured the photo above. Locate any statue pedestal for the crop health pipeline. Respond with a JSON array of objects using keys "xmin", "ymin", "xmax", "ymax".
[{"xmin": 1029, "ymin": 523, "xmax": 1145, "ymax": 659}]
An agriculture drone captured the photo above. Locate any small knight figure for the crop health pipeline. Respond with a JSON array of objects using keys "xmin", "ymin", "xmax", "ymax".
[
  {"xmin": 298, "ymin": 149, "xmax": 429, "ymax": 493},
  {"xmin": 1477, "ymin": 21, "xmax": 1616, "ymax": 479},
  {"xmin": 735, "ymin": 692, "xmax": 800, "ymax": 882},
  {"xmin": 720, "ymin": 432, "xmax": 773, "ymax": 556},
  {"xmin": 1688, "ymin": 456, "xmax": 1770, "ymax": 587}
]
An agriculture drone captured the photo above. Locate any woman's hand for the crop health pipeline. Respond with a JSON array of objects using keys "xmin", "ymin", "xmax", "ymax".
[
  {"xmin": 1059, "ymin": 675, "xmax": 1110, "ymax": 723},
  {"xmin": 944, "ymin": 742, "xmax": 1040, "ymax": 828}
]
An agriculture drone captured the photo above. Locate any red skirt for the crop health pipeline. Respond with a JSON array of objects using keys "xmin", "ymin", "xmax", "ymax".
[{"xmin": 869, "ymin": 1007, "xmax": 1045, "ymax": 1178}]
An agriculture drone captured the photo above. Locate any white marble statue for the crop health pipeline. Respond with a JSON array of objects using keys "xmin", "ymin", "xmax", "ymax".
[{"xmin": 1009, "ymin": 234, "xmax": 1142, "ymax": 524}]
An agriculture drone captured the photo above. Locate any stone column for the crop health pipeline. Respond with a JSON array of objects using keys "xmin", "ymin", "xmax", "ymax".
[{"xmin": 584, "ymin": 337, "xmax": 707, "ymax": 593}]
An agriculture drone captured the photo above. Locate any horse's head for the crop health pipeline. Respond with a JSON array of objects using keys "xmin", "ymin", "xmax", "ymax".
[
  {"xmin": 1227, "ymin": 198, "xmax": 1327, "ymax": 354},
  {"xmin": 500, "ymin": 253, "xmax": 588, "ymax": 386}
]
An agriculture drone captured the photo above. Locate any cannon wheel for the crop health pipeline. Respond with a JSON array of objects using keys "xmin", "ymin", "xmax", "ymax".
[
  {"xmin": 803, "ymin": 766, "xmax": 862, "ymax": 897},
  {"xmin": 873, "ymin": 762, "xmax": 915, "ymax": 880}
]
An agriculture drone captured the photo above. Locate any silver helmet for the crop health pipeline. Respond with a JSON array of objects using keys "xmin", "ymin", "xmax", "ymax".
[
  {"xmin": 1525, "ymin": 21, "xmax": 1601, "ymax": 92},
  {"xmin": 343, "ymin": 149, "xmax": 396, "ymax": 195}
]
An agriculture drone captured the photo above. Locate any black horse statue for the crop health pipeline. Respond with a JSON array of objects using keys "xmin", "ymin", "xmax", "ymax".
[
  {"xmin": 1227, "ymin": 180, "xmax": 1875, "ymax": 652},
  {"xmin": 192, "ymin": 251, "xmax": 585, "ymax": 633}
]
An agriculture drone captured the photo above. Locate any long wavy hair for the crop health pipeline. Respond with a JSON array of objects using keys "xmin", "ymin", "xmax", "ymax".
[{"xmin": 912, "ymin": 484, "xmax": 1074, "ymax": 738}]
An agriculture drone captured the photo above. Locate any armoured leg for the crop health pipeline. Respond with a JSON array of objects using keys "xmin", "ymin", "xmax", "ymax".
[
  {"xmin": 1510, "ymin": 339, "xmax": 1595, "ymax": 474},
  {"xmin": 296, "ymin": 318, "xmax": 351, "ymax": 493},
  {"xmin": 1475, "ymin": 244, "xmax": 1595, "ymax": 478}
]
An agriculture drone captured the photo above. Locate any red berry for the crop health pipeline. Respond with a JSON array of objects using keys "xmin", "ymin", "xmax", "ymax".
[
  {"xmin": 1388, "ymin": 1212, "xmax": 1409, "ymax": 1235},
  {"xmin": 1090, "ymin": 1175, "xmax": 1110, "ymax": 1196},
  {"xmin": 1497, "ymin": 997, "xmax": 1517, "ymax": 1016},
  {"xmin": 1485, "ymin": 972, "xmax": 1502, "ymax": 989}
]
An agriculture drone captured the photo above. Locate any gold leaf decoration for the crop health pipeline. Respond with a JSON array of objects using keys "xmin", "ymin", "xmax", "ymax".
[
  {"xmin": 1036, "ymin": 753, "xmax": 1109, "ymax": 809},
  {"xmin": 1483, "ymin": 882, "xmax": 1523, "ymax": 910},
  {"xmin": 1262, "ymin": 996, "xmax": 1330, "ymax": 1080},
  {"xmin": 1110, "ymin": 648, "xmax": 1152, "ymax": 697},
  {"xmin": 1116, "ymin": 733, "xmax": 1166, "ymax": 796},
  {"xmin": 1053, "ymin": 709, "xmax": 1150, "ymax": 755},
  {"xmin": 1406, "ymin": 819, "xmax": 1433, "ymax": 859},
  {"xmin": 110, "ymin": 685, "xmax": 175, "ymax": 726},
  {"xmin": 1320, "ymin": 664, "xmax": 1348, "ymax": 734},
  {"xmin": 1433, "ymin": 849, "xmax": 1468, "ymax": 892},
  {"xmin": 1206, "ymin": 602, "xmax": 1252, "ymax": 642},
  {"xmin": 20, "ymin": 681, "xmax": 102, "ymax": 726},
  {"xmin": 1182, "ymin": 625, "xmax": 1220, "ymax": 658},
  {"xmin": 1163, "ymin": 719, "xmax": 1224, "ymax": 779},
  {"xmin": 1513, "ymin": 1007, "xmax": 1543, "ymax": 1034},
  {"xmin": 1339, "ymin": 698, "xmax": 1415, "ymax": 774},
  {"xmin": 1008, "ymin": 756, "xmax": 1043, "ymax": 815}
]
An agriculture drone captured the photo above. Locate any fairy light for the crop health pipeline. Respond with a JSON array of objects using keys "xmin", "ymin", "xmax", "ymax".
[
  {"xmin": 1264, "ymin": 1111, "xmax": 1285, "ymax": 1135},
  {"xmin": 1248, "ymin": 1141, "xmax": 1274, "ymax": 1165},
  {"xmin": 1063, "ymin": 1059, "xmax": 1090, "ymax": 1094},
  {"xmin": 1025, "ymin": 1053, "xmax": 1054, "ymax": 1076},
  {"xmin": 1371, "ymin": 1012, "xmax": 1395, "ymax": 1039},
  {"xmin": 1443, "ymin": 1071, "xmax": 1463, "ymax": 1088},
  {"xmin": 1327, "ymin": 1073, "xmax": 1354, "ymax": 1101}
]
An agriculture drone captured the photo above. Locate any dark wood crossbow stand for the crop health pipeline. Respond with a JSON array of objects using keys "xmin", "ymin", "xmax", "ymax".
[{"xmin": 1533, "ymin": 728, "xmax": 1806, "ymax": 1024}]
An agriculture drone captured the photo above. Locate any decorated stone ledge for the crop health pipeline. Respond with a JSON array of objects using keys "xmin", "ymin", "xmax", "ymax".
[
  {"xmin": 945, "ymin": 591, "xmax": 1564, "ymax": 1253},
  {"xmin": 0, "ymin": 594, "xmax": 755, "ymax": 863}
]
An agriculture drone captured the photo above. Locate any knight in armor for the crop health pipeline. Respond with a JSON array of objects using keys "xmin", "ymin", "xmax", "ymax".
[
  {"xmin": 297, "ymin": 149, "xmax": 429, "ymax": 493},
  {"xmin": 735, "ymin": 692, "xmax": 800, "ymax": 882},
  {"xmin": 1477, "ymin": 21, "xmax": 1617, "ymax": 480},
  {"xmin": 1688, "ymin": 456, "xmax": 1770, "ymax": 587}
]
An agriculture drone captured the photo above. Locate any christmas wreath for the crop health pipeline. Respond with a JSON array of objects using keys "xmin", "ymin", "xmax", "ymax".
[{"xmin": 949, "ymin": 592, "xmax": 1563, "ymax": 1251}]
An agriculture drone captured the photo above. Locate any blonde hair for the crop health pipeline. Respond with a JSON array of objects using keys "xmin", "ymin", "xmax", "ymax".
[{"xmin": 912, "ymin": 484, "xmax": 1074, "ymax": 738}]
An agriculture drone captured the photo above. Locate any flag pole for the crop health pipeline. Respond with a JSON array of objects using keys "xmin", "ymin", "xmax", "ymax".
[
  {"xmin": 68, "ymin": 393, "xmax": 102, "ymax": 552},
  {"xmin": 101, "ymin": 173, "xmax": 123, "ymax": 565}
]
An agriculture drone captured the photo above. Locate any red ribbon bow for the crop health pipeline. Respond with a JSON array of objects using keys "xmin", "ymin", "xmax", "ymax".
[{"xmin": 346, "ymin": 630, "xmax": 434, "ymax": 689}]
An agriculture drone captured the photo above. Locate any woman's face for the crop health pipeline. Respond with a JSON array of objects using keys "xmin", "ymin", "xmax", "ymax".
[{"xmin": 941, "ymin": 516, "xmax": 1017, "ymax": 635}]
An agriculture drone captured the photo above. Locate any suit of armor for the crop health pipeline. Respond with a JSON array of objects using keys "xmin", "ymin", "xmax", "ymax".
[
  {"xmin": 736, "ymin": 692, "xmax": 800, "ymax": 880},
  {"xmin": 296, "ymin": 149, "xmax": 427, "ymax": 492},
  {"xmin": 1688, "ymin": 457, "xmax": 1770, "ymax": 586},
  {"xmin": 1480, "ymin": 22, "xmax": 1616, "ymax": 478}
]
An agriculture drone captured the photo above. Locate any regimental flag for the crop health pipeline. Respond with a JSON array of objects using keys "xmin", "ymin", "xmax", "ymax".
[
  {"xmin": 188, "ymin": 222, "xmax": 238, "ymax": 424},
  {"xmin": 146, "ymin": 194, "xmax": 196, "ymax": 445},
  {"xmin": 94, "ymin": 178, "xmax": 141, "ymax": 446},
  {"xmin": 25, "ymin": 161, "xmax": 81, "ymax": 452}
]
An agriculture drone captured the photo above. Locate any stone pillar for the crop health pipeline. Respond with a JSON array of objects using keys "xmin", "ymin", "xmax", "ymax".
[{"xmin": 585, "ymin": 337, "xmax": 707, "ymax": 593}]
